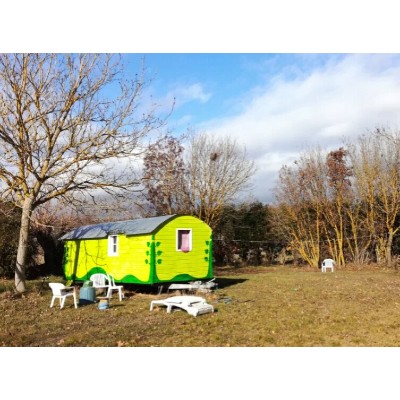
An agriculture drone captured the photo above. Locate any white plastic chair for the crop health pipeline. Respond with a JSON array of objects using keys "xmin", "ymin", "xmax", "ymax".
[
  {"xmin": 321, "ymin": 258, "xmax": 335, "ymax": 272},
  {"xmin": 90, "ymin": 273, "xmax": 110, "ymax": 295},
  {"xmin": 106, "ymin": 274, "xmax": 124, "ymax": 301},
  {"xmin": 49, "ymin": 283, "xmax": 77, "ymax": 309}
]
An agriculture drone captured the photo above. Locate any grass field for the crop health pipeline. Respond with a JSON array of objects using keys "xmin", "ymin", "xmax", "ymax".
[{"xmin": 2, "ymin": 265, "xmax": 400, "ymax": 347}]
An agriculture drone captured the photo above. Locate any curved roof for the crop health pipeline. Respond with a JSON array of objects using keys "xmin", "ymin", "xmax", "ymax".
[{"xmin": 60, "ymin": 215, "xmax": 177, "ymax": 240}]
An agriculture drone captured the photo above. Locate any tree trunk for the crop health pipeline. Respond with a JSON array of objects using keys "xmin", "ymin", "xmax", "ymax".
[
  {"xmin": 386, "ymin": 230, "xmax": 394, "ymax": 268},
  {"xmin": 15, "ymin": 197, "xmax": 34, "ymax": 293}
]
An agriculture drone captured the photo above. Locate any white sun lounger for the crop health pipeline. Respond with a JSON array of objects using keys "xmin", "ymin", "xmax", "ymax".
[{"xmin": 150, "ymin": 295, "xmax": 214, "ymax": 317}]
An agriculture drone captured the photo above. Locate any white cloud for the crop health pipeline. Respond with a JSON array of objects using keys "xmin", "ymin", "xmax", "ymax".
[
  {"xmin": 162, "ymin": 82, "xmax": 212, "ymax": 109},
  {"xmin": 145, "ymin": 82, "xmax": 212, "ymax": 130},
  {"xmin": 206, "ymin": 54, "xmax": 400, "ymax": 203},
  {"xmin": 177, "ymin": 83, "xmax": 212, "ymax": 104}
]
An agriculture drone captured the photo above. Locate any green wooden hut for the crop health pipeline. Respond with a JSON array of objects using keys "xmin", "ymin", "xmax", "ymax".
[{"xmin": 60, "ymin": 214, "xmax": 213, "ymax": 285}]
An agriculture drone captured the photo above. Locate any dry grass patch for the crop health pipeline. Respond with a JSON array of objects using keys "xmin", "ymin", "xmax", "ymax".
[{"xmin": 2, "ymin": 267, "xmax": 400, "ymax": 346}]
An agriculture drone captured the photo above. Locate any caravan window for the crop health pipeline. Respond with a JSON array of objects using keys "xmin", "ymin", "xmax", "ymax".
[
  {"xmin": 176, "ymin": 229, "xmax": 192, "ymax": 252},
  {"xmin": 108, "ymin": 235, "xmax": 119, "ymax": 256}
]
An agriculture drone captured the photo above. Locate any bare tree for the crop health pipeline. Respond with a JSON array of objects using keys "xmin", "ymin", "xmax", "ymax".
[
  {"xmin": 275, "ymin": 150, "xmax": 326, "ymax": 268},
  {"xmin": 0, "ymin": 54, "xmax": 166, "ymax": 292},
  {"xmin": 142, "ymin": 134, "xmax": 188, "ymax": 215},
  {"xmin": 185, "ymin": 132, "xmax": 256, "ymax": 228},
  {"xmin": 275, "ymin": 127, "xmax": 400, "ymax": 268},
  {"xmin": 324, "ymin": 147, "xmax": 353, "ymax": 266},
  {"xmin": 349, "ymin": 128, "xmax": 400, "ymax": 266}
]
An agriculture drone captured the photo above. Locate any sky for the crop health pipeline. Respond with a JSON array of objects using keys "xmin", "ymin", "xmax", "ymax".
[
  {"xmin": 4, "ymin": 2, "xmax": 400, "ymax": 207},
  {"xmin": 126, "ymin": 53, "xmax": 400, "ymax": 203}
]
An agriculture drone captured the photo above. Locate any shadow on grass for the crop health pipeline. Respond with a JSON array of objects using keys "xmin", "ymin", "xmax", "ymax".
[
  {"xmin": 122, "ymin": 277, "xmax": 248, "ymax": 295},
  {"xmin": 213, "ymin": 277, "xmax": 247, "ymax": 289}
]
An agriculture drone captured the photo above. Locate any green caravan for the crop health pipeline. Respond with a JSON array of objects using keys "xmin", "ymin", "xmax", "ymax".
[{"xmin": 61, "ymin": 215, "xmax": 213, "ymax": 285}]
